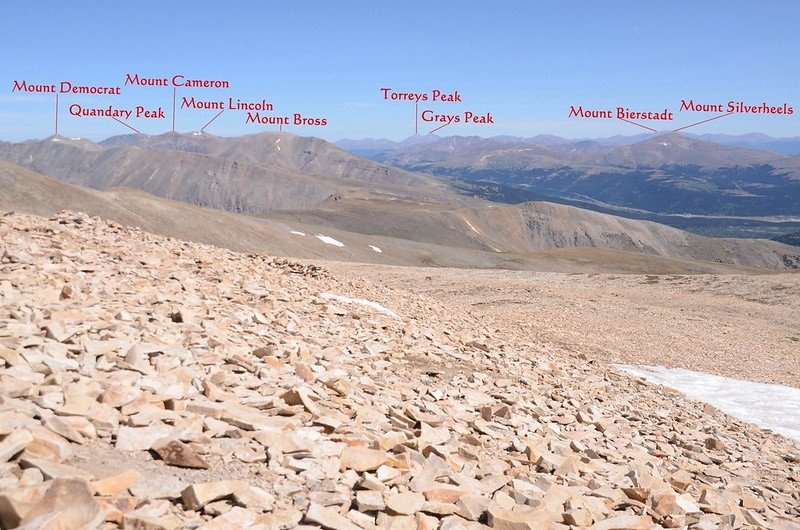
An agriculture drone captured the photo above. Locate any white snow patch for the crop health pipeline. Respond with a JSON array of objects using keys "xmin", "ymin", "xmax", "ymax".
[
  {"xmin": 276, "ymin": 138, "xmax": 281, "ymax": 151},
  {"xmin": 464, "ymin": 219, "xmax": 481, "ymax": 235},
  {"xmin": 617, "ymin": 364, "xmax": 800, "ymax": 443},
  {"xmin": 69, "ymin": 137, "xmax": 81, "ymax": 141},
  {"xmin": 315, "ymin": 234, "xmax": 345, "ymax": 247},
  {"xmin": 51, "ymin": 138, "xmax": 61, "ymax": 142},
  {"xmin": 320, "ymin": 292, "xmax": 399, "ymax": 318},
  {"xmin": 660, "ymin": 142, "xmax": 668, "ymax": 146},
  {"xmin": 369, "ymin": 245, "xmax": 382, "ymax": 253},
  {"xmin": 192, "ymin": 131, "xmax": 202, "ymax": 136},
  {"xmin": 290, "ymin": 230, "xmax": 306, "ymax": 236}
]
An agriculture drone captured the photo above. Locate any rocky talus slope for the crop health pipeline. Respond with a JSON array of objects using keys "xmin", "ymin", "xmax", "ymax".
[{"xmin": 0, "ymin": 210, "xmax": 798, "ymax": 529}]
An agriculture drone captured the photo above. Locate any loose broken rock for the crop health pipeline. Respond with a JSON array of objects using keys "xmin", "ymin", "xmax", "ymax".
[{"xmin": 152, "ymin": 440, "xmax": 210, "ymax": 469}]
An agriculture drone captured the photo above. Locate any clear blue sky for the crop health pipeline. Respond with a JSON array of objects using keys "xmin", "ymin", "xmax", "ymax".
[{"xmin": 2, "ymin": 1, "xmax": 798, "ymax": 141}]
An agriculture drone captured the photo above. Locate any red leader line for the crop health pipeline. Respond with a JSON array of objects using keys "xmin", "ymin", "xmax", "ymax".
[
  {"xmin": 672, "ymin": 112, "xmax": 734, "ymax": 132},
  {"xmin": 110, "ymin": 117, "xmax": 141, "ymax": 134},
  {"xmin": 54, "ymin": 94, "xmax": 59, "ymax": 135},
  {"xmin": 617, "ymin": 118, "xmax": 657, "ymax": 132},
  {"xmin": 172, "ymin": 87, "xmax": 177, "ymax": 132},
  {"xmin": 429, "ymin": 122, "xmax": 451, "ymax": 134},
  {"xmin": 201, "ymin": 110, "xmax": 224, "ymax": 132}
]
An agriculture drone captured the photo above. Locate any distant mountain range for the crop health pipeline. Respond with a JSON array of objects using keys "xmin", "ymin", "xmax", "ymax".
[
  {"xmin": 693, "ymin": 133, "xmax": 800, "ymax": 155},
  {"xmin": 1, "ymin": 131, "xmax": 799, "ymax": 270},
  {"xmin": 2, "ymin": 157, "xmax": 798, "ymax": 271},
  {"xmin": 336, "ymin": 132, "xmax": 800, "ymax": 157},
  {"xmin": 335, "ymin": 133, "xmax": 800, "ymax": 222}
]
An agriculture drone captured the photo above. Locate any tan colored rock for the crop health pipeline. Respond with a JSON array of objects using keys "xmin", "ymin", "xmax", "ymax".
[
  {"xmin": 122, "ymin": 502, "xmax": 182, "ymax": 530},
  {"xmin": 377, "ymin": 512, "xmax": 418, "ymax": 530},
  {"xmin": 524, "ymin": 442, "xmax": 546, "ymax": 463},
  {"xmin": 280, "ymin": 387, "xmax": 320, "ymax": 415},
  {"xmin": 621, "ymin": 488, "xmax": 650, "ymax": 504},
  {"xmin": 99, "ymin": 384, "xmax": 142, "ymax": 408},
  {"xmin": 0, "ymin": 342, "xmax": 20, "ymax": 365},
  {"xmin": 487, "ymin": 506, "xmax": 549, "ymax": 530},
  {"xmin": 535, "ymin": 451, "xmax": 564, "ymax": 474},
  {"xmin": 20, "ymin": 426, "xmax": 72, "ymax": 463},
  {"xmin": 378, "ymin": 431, "xmax": 407, "ymax": 451},
  {"xmin": 18, "ymin": 478, "xmax": 105, "ymax": 529},
  {"xmin": 182, "ymin": 480, "xmax": 247, "ymax": 510},
  {"xmin": 18, "ymin": 456, "xmax": 94, "ymax": 480},
  {"xmin": 295, "ymin": 362, "xmax": 316, "ymax": 383},
  {"xmin": 96, "ymin": 496, "xmax": 138, "ymax": 524},
  {"xmin": 252, "ymin": 345, "xmax": 276, "ymax": 358},
  {"xmin": 420, "ymin": 501, "xmax": 458, "ymax": 516},
  {"xmin": 340, "ymin": 446, "xmax": 389, "ymax": 472},
  {"xmin": 563, "ymin": 508, "xmax": 593, "ymax": 526},
  {"xmin": 587, "ymin": 514, "xmax": 654, "ymax": 530},
  {"xmin": 42, "ymin": 416, "xmax": 85, "ymax": 444},
  {"xmin": 203, "ymin": 506, "xmax": 258, "ymax": 529},
  {"xmin": 130, "ymin": 474, "xmax": 187, "ymax": 501},
  {"xmin": 0, "ymin": 483, "xmax": 50, "ymax": 529},
  {"xmin": 455, "ymin": 494, "xmax": 490, "ymax": 521},
  {"xmin": 233, "ymin": 485, "xmax": 276, "ymax": 512},
  {"xmin": 18, "ymin": 467, "xmax": 44, "ymax": 487},
  {"xmin": 153, "ymin": 440, "xmax": 209, "ymax": 469},
  {"xmin": 740, "ymin": 492, "xmax": 766, "ymax": 511},
  {"xmin": 386, "ymin": 491, "xmax": 426, "ymax": 515},
  {"xmin": 305, "ymin": 502, "xmax": 362, "ymax": 530},
  {"xmin": 416, "ymin": 512, "xmax": 440, "ymax": 530},
  {"xmin": 91, "ymin": 469, "xmax": 144, "ymax": 496},
  {"xmin": 43, "ymin": 322, "xmax": 78, "ymax": 343},
  {"xmin": 667, "ymin": 470, "xmax": 692, "ymax": 492},
  {"xmin": 59, "ymin": 284, "xmax": 74, "ymax": 300},
  {"xmin": 57, "ymin": 416, "xmax": 96, "ymax": 440},
  {"xmin": 652, "ymin": 492, "xmax": 683, "ymax": 517},
  {"xmin": 356, "ymin": 490, "xmax": 385, "ymax": 511},
  {"xmin": 13, "ymin": 513, "xmax": 62, "ymax": 529},
  {"xmin": 0, "ymin": 428, "xmax": 33, "ymax": 462},
  {"xmin": 424, "ymin": 486, "xmax": 468, "ymax": 504},
  {"xmin": 115, "ymin": 424, "xmax": 173, "ymax": 451},
  {"xmin": 493, "ymin": 491, "xmax": 516, "ymax": 510},
  {"xmin": 253, "ymin": 509, "xmax": 303, "ymax": 529},
  {"xmin": 345, "ymin": 509, "xmax": 375, "ymax": 529}
]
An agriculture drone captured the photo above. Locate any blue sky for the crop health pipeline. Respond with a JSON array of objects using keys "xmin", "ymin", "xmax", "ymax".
[{"xmin": 2, "ymin": 1, "xmax": 798, "ymax": 141}]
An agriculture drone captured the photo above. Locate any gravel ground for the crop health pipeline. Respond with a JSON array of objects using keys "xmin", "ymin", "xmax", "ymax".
[{"xmin": 327, "ymin": 263, "xmax": 800, "ymax": 389}]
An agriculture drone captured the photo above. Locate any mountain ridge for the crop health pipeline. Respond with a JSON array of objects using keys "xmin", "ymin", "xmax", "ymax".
[
  {"xmin": 335, "ymin": 131, "xmax": 800, "ymax": 155},
  {"xmin": 4, "ymin": 158, "xmax": 798, "ymax": 271},
  {"xmin": 336, "ymin": 132, "xmax": 800, "ymax": 219},
  {"xmin": 0, "ymin": 131, "xmax": 471, "ymax": 214}
]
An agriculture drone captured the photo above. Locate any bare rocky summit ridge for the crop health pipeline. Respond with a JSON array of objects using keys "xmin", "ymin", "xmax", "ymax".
[
  {"xmin": 1, "ymin": 210, "xmax": 799, "ymax": 529},
  {"xmin": 0, "ymin": 133, "xmax": 465, "ymax": 213}
]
